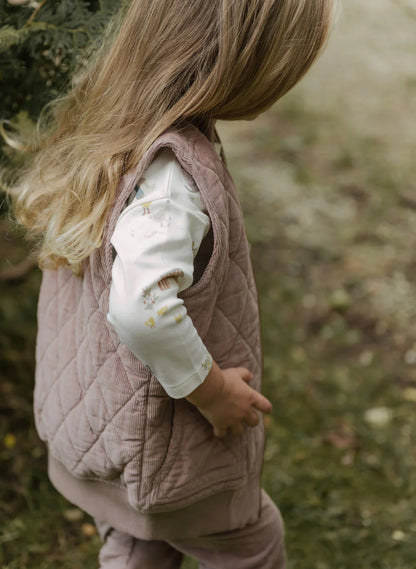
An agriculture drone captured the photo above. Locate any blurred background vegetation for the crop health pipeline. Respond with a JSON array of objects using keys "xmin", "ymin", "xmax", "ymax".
[{"xmin": 1, "ymin": 0, "xmax": 416, "ymax": 567}]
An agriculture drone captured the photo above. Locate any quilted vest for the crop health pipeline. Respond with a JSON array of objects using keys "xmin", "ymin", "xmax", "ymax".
[{"xmin": 33, "ymin": 123, "xmax": 265, "ymax": 514}]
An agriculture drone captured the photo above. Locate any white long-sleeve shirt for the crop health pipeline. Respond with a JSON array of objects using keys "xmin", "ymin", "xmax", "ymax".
[{"xmin": 107, "ymin": 148, "xmax": 214, "ymax": 398}]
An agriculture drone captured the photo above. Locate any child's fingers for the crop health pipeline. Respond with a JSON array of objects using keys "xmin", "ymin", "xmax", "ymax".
[
  {"xmin": 245, "ymin": 410, "xmax": 260, "ymax": 427},
  {"xmin": 234, "ymin": 367, "xmax": 272, "ymax": 415},
  {"xmin": 252, "ymin": 393, "xmax": 273, "ymax": 414},
  {"xmin": 230, "ymin": 423, "xmax": 245, "ymax": 437},
  {"xmin": 238, "ymin": 368, "xmax": 254, "ymax": 382}
]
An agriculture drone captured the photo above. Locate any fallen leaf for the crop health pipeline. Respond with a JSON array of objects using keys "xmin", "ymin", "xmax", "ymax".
[
  {"xmin": 398, "ymin": 191, "xmax": 416, "ymax": 210},
  {"xmin": 364, "ymin": 407, "xmax": 393, "ymax": 427},
  {"xmin": 322, "ymin": 427, "xmax": 361, "ymax": 449},
  {"xmin": 329, "ymin": 289, "xmax": 351, "ymax": 312},
  {"xmin": 81, "ymin": 523, "xmax": 97, "ymax": 537},
  {"xmin": 359, "ymin": 350, "xmax": 374, "ymax": 367},
  {"xmin": 4, "ymin": 434, "xmax": 16, "ymax": 449},
  {"xmin": 63, "ymin": 508, "xmax": 84, "ymax": 522},
  {"xmin": 403, "ymin": 388, "xmax": 416, "ymax": 403},
  {"xmin": 404, "ymin": 350, "xmax": 416, "ymax": 365},
  {"xmin": 392, "ymin": 530, "xmax": 406, "ymax": 542}
]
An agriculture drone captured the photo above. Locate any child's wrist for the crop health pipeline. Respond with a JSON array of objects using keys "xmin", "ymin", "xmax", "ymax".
[{"xmin": 185, "ymin": 361, "xmax": 225, "ymax": 409}]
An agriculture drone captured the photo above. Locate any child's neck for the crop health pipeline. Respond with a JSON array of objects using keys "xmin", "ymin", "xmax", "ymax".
[{"xmin": 187, "ymin": 117, "xmax": 216, "ymax": 143}]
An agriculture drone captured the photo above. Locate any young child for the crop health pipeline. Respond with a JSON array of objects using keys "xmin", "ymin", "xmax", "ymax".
[{"xmin": 2, "ymin": 1, "xmax": 334, "ymax": 567}]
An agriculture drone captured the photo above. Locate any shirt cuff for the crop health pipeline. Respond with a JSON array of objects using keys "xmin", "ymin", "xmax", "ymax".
[{"xmin": 162, "ymin": 353, "xmax": 213, "ymax": 399}]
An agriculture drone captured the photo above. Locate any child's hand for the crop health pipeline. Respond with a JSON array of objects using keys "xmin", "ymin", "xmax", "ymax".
[{"xmin": 185, "ymin": 361, "xmax": 272, "ymax": 438}]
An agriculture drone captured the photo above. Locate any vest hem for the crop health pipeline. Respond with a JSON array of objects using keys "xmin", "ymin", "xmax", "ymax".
[{"xmin": 48, "ymin": 454, "xmax": 262, "ymax": 540}]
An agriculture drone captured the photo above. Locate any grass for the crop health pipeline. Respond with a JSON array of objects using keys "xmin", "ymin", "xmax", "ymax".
[
  {"xmin": 1, "ymin": 108, "xmax": 416, "ymax": 566},
  {"xmin": 223, "ymin": 90, "xmax": 416, "ymax": 567}
]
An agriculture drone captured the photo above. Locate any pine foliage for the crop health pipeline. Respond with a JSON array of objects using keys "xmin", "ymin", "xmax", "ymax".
[{"xmin": 0, "ymin": 0, "xmax": 121, "ymax": 150}]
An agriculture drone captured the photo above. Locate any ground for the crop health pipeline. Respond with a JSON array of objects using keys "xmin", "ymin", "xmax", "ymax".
[{"xmin": 1, "ymin": 1, "xmax": 416, "ymax": 567}]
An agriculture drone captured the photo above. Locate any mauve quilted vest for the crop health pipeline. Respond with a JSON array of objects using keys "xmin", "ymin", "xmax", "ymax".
[{"xmin": 34, "ymin": 123, "xmax": 265, "ymax": 514}]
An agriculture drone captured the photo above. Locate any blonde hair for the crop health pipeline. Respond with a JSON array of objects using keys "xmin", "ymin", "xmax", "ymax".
[{"xmin": 1, "ymin": 0, "xmax": 335, "ymax": 275}]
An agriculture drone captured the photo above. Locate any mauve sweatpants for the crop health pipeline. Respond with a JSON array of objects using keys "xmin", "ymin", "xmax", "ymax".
[{"xmin": 94, "ymin": 490, "xmax": 286, "ymax": 569}]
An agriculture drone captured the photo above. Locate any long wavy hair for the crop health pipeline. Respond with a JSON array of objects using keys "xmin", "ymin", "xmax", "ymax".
[{"xmin": 1, "ymin": 0, "xmax": 335, "ymax": 275}]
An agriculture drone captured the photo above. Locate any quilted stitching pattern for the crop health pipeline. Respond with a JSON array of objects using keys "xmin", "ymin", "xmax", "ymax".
[{"xmin": 34, "ymin": 124, "xmax": 264, "ymax": 513}]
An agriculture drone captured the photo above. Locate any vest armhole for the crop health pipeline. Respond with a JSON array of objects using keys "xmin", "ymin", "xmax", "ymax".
[{"xmin": 192, "ymin": 225, "xmax": 214, "ymax": 286}]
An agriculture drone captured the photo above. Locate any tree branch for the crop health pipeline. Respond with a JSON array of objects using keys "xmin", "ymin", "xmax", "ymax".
[
  {"xmin": 25, "ymin": 0, "xmax": 47, "ymax": 27},
  {"xmin": 0, "ymin": 258, "xmax": 38, "ymax": 282}
]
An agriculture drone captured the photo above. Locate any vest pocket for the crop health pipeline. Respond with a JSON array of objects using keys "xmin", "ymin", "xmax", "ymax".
[{"xmin": 133, "ymin": 399, "xmax": 250, "ymax": 513}]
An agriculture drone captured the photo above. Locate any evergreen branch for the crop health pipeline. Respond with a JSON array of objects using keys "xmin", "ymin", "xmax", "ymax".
[
  {"xmin": 25, "ymin": 0, "xmax": 48, "ymax": 27},
  {"xmin": 0, "ymin": 258, "xmax": 38, "ymax": 282},
  {"xmin": 0, "ymin": 0, "xmax": 119, "ymax": 138},
  {"xmin": 0, "ymin": 20, "xmax": 93, "ymax": 55},
  {"xmin": 0, "ymin": 21, "xmax": 52, "ymax": 54},
  {"xmin": 0, "ymin": 25, "xmax": 29, "ymax": 53}
]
